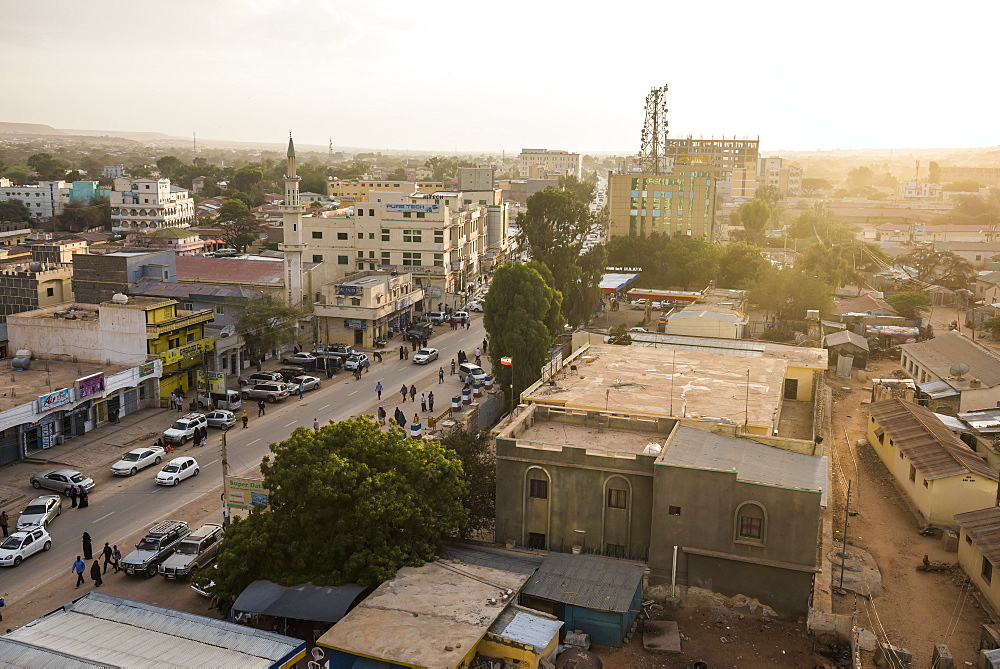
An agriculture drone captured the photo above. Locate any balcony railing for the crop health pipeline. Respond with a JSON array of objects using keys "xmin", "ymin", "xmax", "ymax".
[{"xmin": 146, "ymin": 309, "xmax": 214, "ymax": 338}]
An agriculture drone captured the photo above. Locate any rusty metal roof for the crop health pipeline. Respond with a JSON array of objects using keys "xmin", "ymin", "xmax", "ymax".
[
  {"xmin": 955, "ymin": 507, "xmax": 1000, "ymax": 565},
  {"xmin": 867, "ymin": 398, "xmax": 997, "ymax": 481},
  {"xmin": 521, "ymin": 553, "xmax": 645, "ymax": 614},
  {"xmin": 901, "ymin": 331, "xmax": 1000, "ymax": 389}
]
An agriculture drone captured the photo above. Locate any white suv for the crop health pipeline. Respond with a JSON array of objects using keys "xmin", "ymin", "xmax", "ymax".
[{"xmin": 163, "ymin": 413, "xmax": 208, "ymax": 445}]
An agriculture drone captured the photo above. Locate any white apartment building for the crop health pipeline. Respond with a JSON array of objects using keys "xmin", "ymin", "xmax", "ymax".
[
  {"xmin": 110, "ymin": 177, "xmax": 196, "ymax": 234},
  {"xmin": 518, "ymin": 149, "xmax": 583, "ymax": 179},
  {"xmin": 0, "ymin": 179, "xmax": 70, "ymax": 219},
  {"xmin": 902, "ymin": 181, "xmax": 943, "ymax": 199},
  {"xmin": 300, "ymin": 190, "xmax": 491, "ymax": 311},
  {"xmin": 757, "ymin": 157, "xmax": 802, "ymax": 195}
]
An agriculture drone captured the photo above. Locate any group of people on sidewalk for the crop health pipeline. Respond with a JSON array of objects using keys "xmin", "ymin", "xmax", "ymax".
[{"xmin": 72, "ymin": 534, "xmax": 121, "ymax": 589}]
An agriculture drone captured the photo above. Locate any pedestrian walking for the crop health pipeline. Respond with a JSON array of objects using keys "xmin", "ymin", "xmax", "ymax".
[
  {"xmin": 375, "ymin": 381, "xmax": 383, "ymax": 400},
  {"xmin": 199, "ymin": 430, "xmax": 207, "ymax": 448},
  {"xmin": 112, "ymin": 545, "xmax": 122, "ymax": 573},
  {"xmin": 91, "ymin": 560, "xmax": 103, "ymax": 588},
  {"xmin": 396, "ymin": 409, "xmax": 406, "ymax": 428},
  {"xmin": 404, "ymin": 347, "xmax": 409, "ymax": 359},
  {"xmin": 257, "ymin": 400, "xmax": 266, "ymax": 417},
  {"xmin": 111, "ymin": 409, "xmax": 120, "ymax": 425},
  {"xmin": 363, "ymin": 358, "xmax": 370, "ymax": 373},
  {"xmin": 438, "ymin": 367, "xmax": 444, "ymax": 383},
  {"xmin": 298, "ymin": 382, "xmax": 305, "ymax": 400},
  {"xmin": 313, "ymin": 418, "xmax": 320, "ymax": 433},
  {"xmin": 0, "ymin": 510, "xmax": 8, "ymax": 537},
  {"xmin": 400, "ymin": 384, "xmax": 408, "ymax": 402},
  {"xmin": 428, "ymin": 391, "xmax": 435, "ymax": 412},
  {"xmin": 377, "ymin": 406, "xmax": 386, "ymax": 425},
  {"xmin": 72, "ymin": 556, "xmax": 86, "ymax": 588},
  {"xmin": 420, "ymin": 393, "xmax": 427, "ymax": 412},
  {"xmin": 409, "ymin": 384, "xmax": 416, "ymax": 402},
  {"xmin": 78, "ymin": 486, "xmax": 89, "ymax": 509},
  {"xmin": 465, "ymin": 318, "xmax": 470, "ymax": 330},
  {"xmin": 241, "ymin": 410, "xmax": 249, "ymax": 429},
  {"xmin": 451, "ymin": 359, "xmax": 456, "ymax": 375},
  {"xmin": 102, "ymin": 542, "xmax": 113, "ymax": 574},
  {"xmin": 399, "ymin": 346, "xmax": 405, "ymax": 360},
  {"xmin": 82, "ymin": 532, "xmax": 93, "ymax": 560},
  {"xmin": 483, "ymin": 338, "xmax": 488, "ymax": 354},
  {"xmin": 354, "ymin": 368, "xmax": 362, "ymax": 380},
  {"xmin": 69, "ymin": 485, "xmax": 77, "ymax": 508}
]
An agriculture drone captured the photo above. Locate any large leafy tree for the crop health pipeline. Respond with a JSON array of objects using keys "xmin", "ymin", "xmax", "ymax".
[
  {"xmin": 440, "ymin": 431, "xmax": 496, "ymax": 539},
  {"xmin": 898, "ymin": 248, "xmax": 975, "ymax": 289},
  {"xmin": 0, "ymin": 199, "xmax": 32, "ymax": 222},
  {"xmin": 517, "ymin": 187, "xmax": 601, "ymax": 327},
  {"xmin": 717, "ymin": 243, "xmax": 770, "ymax": 289},
  {"xmin": 738, "ymin": 198, "xmax": 770, "ymax": 239},
  {"xmin": 557, "ymin": 174, "xmax": 596, "ymax": 204},
  {"xmin": 156, "ymin": 156, "xmax": 183, "ymax": 180},
  {"xmin": 206, "ymin": 417, "xmax": 468, "ymax": 600},
  {"xmin": 231, "ymin": 167, "xmax": 264, "ymax": 194},
  {"xmin": 215, "ymin": 198, "xmax": 261, "ymax": 251},
  {"xmin": 234, "ymin": 293, "xmax": 304, "ymax": 368},
  {"xmin": 53, "ymin": 197, "xmax": 111, "ymax": 232},
  {"xmin": 27, "ymin": 153, "xmax": 68, "ymax": 181},
  {"xmin": 885, "ymin": 291, "xmax": 931, "ymax": 318},
  {"xmin": 750, "ymin": 267, "xmax": 833, "ymax": 320},
  {"xmin": 483, "ymin": 262, "xmax": 562, "ymax": 405},
  {"xmin": 662, "ymin": 234, "xmax": 718, "ymax": 290}
]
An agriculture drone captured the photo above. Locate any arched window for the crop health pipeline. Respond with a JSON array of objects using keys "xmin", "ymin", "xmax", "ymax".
[{"xmin": 734, "ymin": 502, "xmax": 766, "ymax": 546}]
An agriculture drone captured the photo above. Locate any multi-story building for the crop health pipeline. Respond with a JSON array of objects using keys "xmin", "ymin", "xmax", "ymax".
[
  {"xmin": 0, "ymin": 179, "xmax": 70, "ymax": 219},
  {"xmin": 518, "ymin": 149, "xmax": 582, "ymax": 179},
  {"xmin": 109, "ymin": 177, "xmax": 195, "ymax": 234},
  {"xmin": 606, "ymin": 167, "xmax": 716, "ymax": 240},
  {"xmin": 314, "ymin": 270, "xmax": 424, "ymax": 347},
  {"xmin": 72, "ymin": 250, "xmax": 176, "ymax": 304},
  {"xmin": 127, "ymin": 228, "xmax": 207, "ymax": 255},
  {"xmin": 0, "ymin": 222, "xmax": 31, "ymax": 247},
  {"xmin": 458, "ymin": 167, "xmax": 495, "ymax": 192},
  {"xmin": 102, "ymin": 164, "xmax": 126, "ymax": 179},
  {"xmin": 662, "ymin": 138, "xmax": 759, "ymax": 200},
  {"xmin": 902, "ymin": 181, "xmax": 943, "ymax": 199},
  {"xmin": 757, "ymin": 157, "xmax": 802, "ymax": 196},
  {"xmin": 0, "ymin": 261, "xmax": 74, "ymax": 322},
  {"xmin": 68, "ymin": 181, "xmax": 112, "ymax": 205},
  {"xmin": 29, "ymin": 238, "xmax": 89, "ymax": 264},
  {"xmin": 940, "ymin": 165, "xmax": 1000, "ymax": 186},
  {"xmin": 325, "ymin": 179, "xmax": 445, "ymax": 205}
]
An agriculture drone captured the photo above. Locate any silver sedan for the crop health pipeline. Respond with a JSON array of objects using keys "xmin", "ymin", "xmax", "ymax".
[
  {"xmin": 16, "ymin": 495, "xmax": 62, "ymax": 531},
  {"xmin": 30, "ymin": 469, "xmax": 95, "ymax": 496}
]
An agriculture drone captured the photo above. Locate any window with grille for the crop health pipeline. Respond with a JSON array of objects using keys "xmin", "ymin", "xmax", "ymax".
[
  {"xmin": 402, "ymin": 252, "xmax": 421, "ymax": 267},
  {"xmin": 607, "ymin": 488, "xmax": 627, "ymax": 509},
  {"xmin": 403, "ymin": 229, "xmax": 422, "ymax": 243},
  {"xmin": 735, "ymin": 502, "xmax": 765, "ymax": 544},
  {"xmin": 528, "ymin": 478, "xmax": 548, "ymax": 499}
]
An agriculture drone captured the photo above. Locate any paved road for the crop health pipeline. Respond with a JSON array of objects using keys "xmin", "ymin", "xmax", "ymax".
[{"xmin": 2, "ymin": 318, "xmax": 487, "ymax": 596}]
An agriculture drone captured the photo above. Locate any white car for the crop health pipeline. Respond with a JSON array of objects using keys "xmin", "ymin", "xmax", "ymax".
[
  {"xmin": 412, "ymin": 348, "xmax": 439, "ymax": 365},
  {"xmin": 290, "ymin": 375, "xmax": 322, "ymax": 392},
  {"xmin": 464, "ymin": 301, "xmax": 484, "ymax": 312},
  {"xmin": 0, "ymin": 527, "xmax": 51, "ymax": 567},
  {"xmin": 155, "ymin": 457, "xmax": 200, "ymax": 486},
  {"xmin": 16, "ymin": 495, "xmax": 62, "ymax": 530},
  {"xmin": 630, "ymin": 299, "xmax": 647, "ymax": 309},
  {"xmin": 343, "ymin": 353, "xmax": 369, "ymax": 371},
  {"xmin": 453, "ymin": 311, "xmax": 470, "ymax": 321},
  {"xmin": 205, "ymin": 409, "xmax": 237, "ymax": 430},
  {"xmin": 111, "ymin": 446, "xmax": 167, "ymax": 476},
  {"xmin": 629, "ymin": 327, "xmax": 648, "ymax": 333}
]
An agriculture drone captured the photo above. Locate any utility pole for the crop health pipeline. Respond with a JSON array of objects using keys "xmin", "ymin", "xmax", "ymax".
[
  {"xmin": 839, "ymin": 481, "xmax": 852, "ymax": 590},
  {"xmin": 221, "ymin": 431, "xmax": 230, "ymax": 528}
]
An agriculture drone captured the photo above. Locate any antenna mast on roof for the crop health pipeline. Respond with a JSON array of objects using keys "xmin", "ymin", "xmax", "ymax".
[
  {"xmin": 638, "ymin": 84, "xmax": 669, "ymax": 174},
  {"xmin": 193, "ymin": 131, "xmax": 197, "ymax": 154}
]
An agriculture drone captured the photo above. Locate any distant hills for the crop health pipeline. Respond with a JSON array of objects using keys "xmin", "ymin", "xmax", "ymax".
[{"xmin": 0, "ymin": 122, "xmax": 66, "ymax": 136}]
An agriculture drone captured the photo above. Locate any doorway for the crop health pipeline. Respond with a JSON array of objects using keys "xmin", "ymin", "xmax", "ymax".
[
  {"xmin": 354, "ymin": 329, "xmax": 364, "ymax": 346},
  {"xmin": 783, "ymin": 378, "xmax": 799, "ymax": 400}
]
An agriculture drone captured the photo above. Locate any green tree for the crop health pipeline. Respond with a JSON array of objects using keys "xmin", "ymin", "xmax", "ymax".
[
  {"xmin": 983, "ymin": 316, "xmax": 1000, "ymax": 338},
  {"xmin": 607, "ymin": 323, "xmax": 633, "ymax": 345},
  {"xmin": 156, "ymin": 156, "xmax": 184, "ymax": 180},
  {"xmin": 53, "ymin": 197, "xmax": 111, "ymax": 232},
  {"xmin": 885, "ymin": 291, "xmax": 932, "ymax": 318},
  {"xmin": 27, "ymin": 152, "xmax": 68, "ymax": 180},
  {"xmin": 231, "ymin": 167, "xmax": 264, "ymax": 194},
  {"xmin": 483, "ymin": 262, "xmax": 562, "ymax": 405},
  {"xmin": 388, "ymin": 167, "xmax": 408, "ymax": 181},
  {"xmin": 234, "ymin": 293, "xmax": 304, "ymax": 368},
  {"xmin": 898, "ymin": 248, "xmax": 975, "ymax": 289},
  {"xmin": 756, "ymin": 185, "xmax": 782, "ymax": 208},
  {"xmin": 928, "ymin": 161, "xmax": 941, "ymax": 184},
  {"xmin": 738, "ymin": 199, "xmax": 770, "ymax": 239},
  {"xmin": 440, "ymin": 431, "xmax": 495, "ymax": 538},
  {"xmin": 206, "ymin": 417, "xmax": 468, "ymax": 600},
  {"xmin": 801, "ymin": 177, "xmax": 832, "ymax": 194},
  {"xmin": 0, "ymin": 199, "xmax": 32, "ymax": 222},
  {"xmin": 662, "ymin": 234, "xmax": 719, "ymax": 290},
  {"xmin": 557, "ymin": 174, "xmax": 596, "ymax": 204},
  {"xmin": 750, "ymin": 267, "xmax": 833, "ymax": 320},
  {"xmin": 517, "ymin": 187, "xmax": 600, "ymax": 327},
  {"xmin": 717, "ymin": 242, "xmax": 769, "ymax": 289},
  {"xmin": 215, "ymin": 198, "xmax": 261, "ymax": 251},
  {"xmin": 846, "ymin": 166, "xmax": 874, "ymax": 193}
]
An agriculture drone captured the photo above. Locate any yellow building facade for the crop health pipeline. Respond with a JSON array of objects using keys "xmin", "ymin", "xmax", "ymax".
[
  {"xmin": 955, "ymin": 507, "xmax": 1000, "ymax": 618},
  {"xmin": 607, "ymin": 168, "xmax": 716, "ymax": 240}
]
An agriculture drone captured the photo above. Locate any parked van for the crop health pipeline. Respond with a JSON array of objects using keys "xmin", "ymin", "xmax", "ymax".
[
  {"xmin": 196, "ymin": 390, "xmax": 242, "ymax": 410},
  {"xmin": 458, "ymin": 362, "xmax": 488, "ymax": 382}
]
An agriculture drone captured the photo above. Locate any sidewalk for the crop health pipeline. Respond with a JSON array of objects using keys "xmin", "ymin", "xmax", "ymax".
[{"xmin": 0, "ymin": 405, "xmax": 175, "ymax": 510}]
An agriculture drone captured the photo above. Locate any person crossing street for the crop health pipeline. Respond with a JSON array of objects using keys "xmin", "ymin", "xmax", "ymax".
[{"xmin": 375, "ymin": 381, "xmax": 383, "ymax": 400}]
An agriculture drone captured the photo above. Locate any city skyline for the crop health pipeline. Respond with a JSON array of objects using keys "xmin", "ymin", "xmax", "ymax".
[{"xmin": 1, "ymin": 0, "xmax": 997, "ymax": 153}]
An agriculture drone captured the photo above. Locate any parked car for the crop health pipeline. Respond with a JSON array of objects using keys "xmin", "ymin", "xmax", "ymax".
[
  {"xmin": 282, "ymin": 352, "xmax": 318, "ymax": 366},
  {"xmin": 30, "ymin": 469, "xmax": 95, "ymax": 496},
  {"xmin": 159, "ymin": 523, "xmax": 224, "ymax": 580},
  {"xmin": 238, "ymin": 370, "xmax": 283, "ymax": 386},
  {"xmin": 111, "ymin": 446, "xmax": 167, "ymax": 476},
  {"xmin": 241, "ymin": 382, "xmax": 290, "ymax": 403},
  {"xmin": 276, "ymin": 367, "xmax": 307, "ymax": 382},
  {"xmin": 0, "ymin": 527, "xmax": 51, "ymax": 567},
  {"xmin": 162, "ymin": 413, "xmax": 209, "ymax": 446},
  {"xmin": 155, "ymin": 457, "xmax": 200, "ymax": 486},
  {"xmin": 290, "ymin": 375, "xmax": 321, "ymax": 391},
  {"xmin": 16, "ymin": 495, "xmax": 61, "ymax": 530},
  {"xmin": 213, "ymin": 248, "xmax": 239, "ymax": 257},
  {"xmin": 312, "ymin": 344, "xmax": 354, "ymax": 359},
  {"xmin": 425, "ymin": 311, "xmax": 447, "ymax": 324},
  {"xmin": 464, "ymin": 300, "xmax": 484, "ymax": 312},
  {"xmin": 195, "ymin": 390, "xmax": 241, "ymax": 410},
  {"xmin": 412, "ymin": 348, "xmax": 439, "ymax": 365},
  {"xmin": 406, "ymin": 323, "xmax": 433, "ymax": 341},
  {"xmin": 629, "ymin": 327, "xmax": 648, "ymax": 333},
  {"xmin": 453, "ymin": 311, "xmax": 471, "ymax": 321},
  {"xmin": 204, "ymin": 409, "xmax": 237, "ymax": 430},
  {"xmin": 458, "ymin": 362, "xmax": 488, "ymax": 382},
  {"xmin": 343, "ymin": 353, "xmax": 369, "ymax": 371},
  {"xmin": 121, "ymin": 520, "xmax": 191, "ymax": 577},
  {"xmin": 630, "ymin": 299, "xmax": 647, "ymax": 309}
]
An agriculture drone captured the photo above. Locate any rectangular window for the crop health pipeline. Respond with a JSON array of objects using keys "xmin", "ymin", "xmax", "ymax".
[
  {"xmin": 381, "ymin": 229, "xmax": 390, "ymax": 241},
  {"xmin": 668, "ymin": 506, "xmax": 681, "ymax": 516},
  {"xmin": 433, "ymin": 253, "xmax": 444, "ymax": 267},
  {"xmin": 215, "ymin": 305, "xmax": 225, "ymax": 315},
  {"xmin": 403, "ymin": 229, "xmax": 422, "ymax": 243},
  {"xmin": 528, "ymin": 479, "xmax": 548, "ymax": 499},
  {"xmin": 358, "ymin": 209, "xmax": 364, "ymax": 217},
  {"xmin": 402, "ymin": 252, "xmax": 421, "ymax": 267},
  {"xmin": 312, "ymin": 254, "xmax": 323, "ymax": 262},
  {"xmin": 402, "ymin": 212, "xmax": 412, "ymax": 218},
  {"xmin": 369, "ymin": 233, "xmax": 375, "ymax": 239},
  {"xmin": 357, "ymin": 251, "xmax": 363, "ymax": 258},
  {"xmin": 607, "ymin": 488, "xmax": 627, "ymax": 509},
  {"xmin": 984, "ymin": 556, "xmax": 994, "ymax": 585},
  {"xmin": 528, "ymin": 532, "xmax": 546, "ymax": 549},
  {"xmin": 368, "ymin": 209, "xmax": 374, "ymax": 217},
  {"xmin": 434, "ymin": 231, "xmax": 444, "ymax": 244},
  {"xmin": 739, "ymin": 516, "xmax": 762, "ymax": 539},
  {"xmin": 337, "ymin": 256, "xmax": 348, "ymax": 264},
  {"xmin": 46, "ymin": 287, "xmax": 54, "ymax": 297},
  {"xmin": 311, "ymin": 231, "xmax": 322, "ymax": 239},
  {"xmin": 357, "ymin": 232, "xmax": 363, "ymax": 239},
  {"xmin": 416, "ymin": 212, "xmax": 426, "ymax": 218},
  {"xmin": 337, "ymin": 232, "xmax": 348, "ymax": 240},
  {"xmin": 381, "ymin": 252, "xmax": 391, "ymax": 263},
  {"xmin": 909, "ymin": 464, "xmax": 916, "ymax": 482}
]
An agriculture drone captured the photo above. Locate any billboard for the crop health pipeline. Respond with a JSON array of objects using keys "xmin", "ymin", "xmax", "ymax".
[
  {"xmin": 75, "ymin": 372, "xmax": 106, "ymax": 400},
  {"xmin": 224, "ymin": 476, "xmax": 270, "ymax": 510}
]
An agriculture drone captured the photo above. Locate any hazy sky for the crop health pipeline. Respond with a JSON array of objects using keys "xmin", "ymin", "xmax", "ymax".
[{"xmin": 2, "ymin": 0, "xmax": 997, "ymax": 153}]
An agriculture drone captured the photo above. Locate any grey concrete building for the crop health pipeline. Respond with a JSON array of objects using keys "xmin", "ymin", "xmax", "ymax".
[
  {"xmin": 71, "ymin": 250, "xmax": 176, "ymax": 304},
  {"xmin": 493, "ymin": 405, "xmax": 827, "ymax": 617},
  {"xmin": 0, "ymin": 261, "xmax": 74, "ymax": 322}
]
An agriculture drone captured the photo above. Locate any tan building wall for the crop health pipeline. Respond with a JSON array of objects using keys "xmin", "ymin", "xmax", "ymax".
[
  {"xmin": 325, "ymin": 179, "xmax": 444, "ymax": 203},
  {"xmin": 866, "ymin": 415, "xmax": 996, "ymax": 527},
  {"xmin": 607, "ymin": 169, "xmax": 716, "ymax": 240},
  {"xmin": 957, "ymin": 527, "xmax": 1000, "ymax": 615}
]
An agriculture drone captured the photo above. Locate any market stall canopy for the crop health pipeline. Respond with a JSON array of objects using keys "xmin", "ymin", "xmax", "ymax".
[{"xmin": 233, "ymin": 580, "xmax": 370, "ymax": 623}]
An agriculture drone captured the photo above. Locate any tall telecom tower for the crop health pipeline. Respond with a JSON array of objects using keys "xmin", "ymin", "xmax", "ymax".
[{"xmin": 638, "ymin": 84, "xmax": 669, "ymax": 174}]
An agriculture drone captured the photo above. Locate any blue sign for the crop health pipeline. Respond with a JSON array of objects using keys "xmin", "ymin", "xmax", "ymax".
[
  {"xmin": 386, "ymin": 203, "xmax": 439, "ymax": 213},
  {"xmin": 337, "ymin": 285, "xmax": 362, "ymax": 296},
  {"xmin": 38, "ymin": 389, "xmax": 72, "ymax": 413}
]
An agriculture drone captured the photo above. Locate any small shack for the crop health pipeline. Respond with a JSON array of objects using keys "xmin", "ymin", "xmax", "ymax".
[
  {"xmin": 232, "ymin": 580, "xmax": 371, "ymax": 641},
  {"xmin": 519, "ymin": 552, "xmax": 645, "ymax": 648},
  {"xmin": 823, "ymin": 329, "xmax": 870, "ymax": 369}
]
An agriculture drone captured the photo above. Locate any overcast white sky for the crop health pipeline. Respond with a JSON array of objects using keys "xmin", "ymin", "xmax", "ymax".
[{"xmin": 1, "ymin": 0, "xmax": 997, "ymax": 153}]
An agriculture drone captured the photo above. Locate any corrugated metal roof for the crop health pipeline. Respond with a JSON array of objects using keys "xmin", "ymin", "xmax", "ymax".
[
  {"xmin": 175, "ymin": 256, "xmax": 319, "ymax": 285},
  {"xmin": 955, "ymin": 507, "xmax": 1000, "ymax": 564},
  {"xmin": 824, "ymin": 330, "xmax": 869, "ymax": 351},
  {"xmin": 918, "ymin": 380, "xmax": 959, "ymax": 398},
  {"xmin": 629, "ymin": 332, "xmax": 765, "ymax": 357},
  {"xmin": 958, "ymin": 408, "xmax": 1000, "ymax": 434},
  {"xmin": 668, "ymin": 310, "xmax": 745, "ymax": 324},
  {"xmin": 438, "ymin": 544, "xmax": 543, "ymax": 575},
  {"xmin": 902, "ymin": 331, "xmax": 1000, "ymax": 389},
  {"xmin": 0, "ymin": 639, "xmax": 113, "ymax": 668},
  {"xmin": 521, "ymin": 553, "xmax": 645, "ymax": 614},
  {"xmin": 934, "ymin": 413, "xmax": 968, "ymax": 431},
  {"xmin": 497, "ymin": 611, "xmax": 563, "ymax": 648},
  {"xmin": 3, "ymin": 592, "xmax": 303, "ymax": 667},
  {"xmin": 867, "ymin": 399, "xmax": 997, "ymax": 481},
  {"xmin": 131, "ymin": 277, "xmax": 260, "ymax": 301},
  {"xmin": 834, "ymin": 295, "xmax": 897, "ymax": 316},
  {"xmin": 659, "ymin": 426, "xmax": 828, "ymax": 505}
]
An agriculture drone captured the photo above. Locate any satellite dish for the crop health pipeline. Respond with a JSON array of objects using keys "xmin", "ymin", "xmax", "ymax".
[{"xmin": 950, "ymin": 362, "xmax": 970, "ymax": 379}]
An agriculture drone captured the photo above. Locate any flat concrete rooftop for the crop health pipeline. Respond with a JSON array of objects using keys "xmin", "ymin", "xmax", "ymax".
[
  {"xmin": 0, "ymin": 358, "xmax": 132, "ymax": 413},
  {"xmin": 524, "ymin": 344, "xmax": 786, "ymax": 428},
  {"xmin": 502, "ymin": 415, "xmax": 669, "ymax": 457},
  {"xmin": 319, "ymin": 560, "xmax": 529, "ymax": 667}
]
